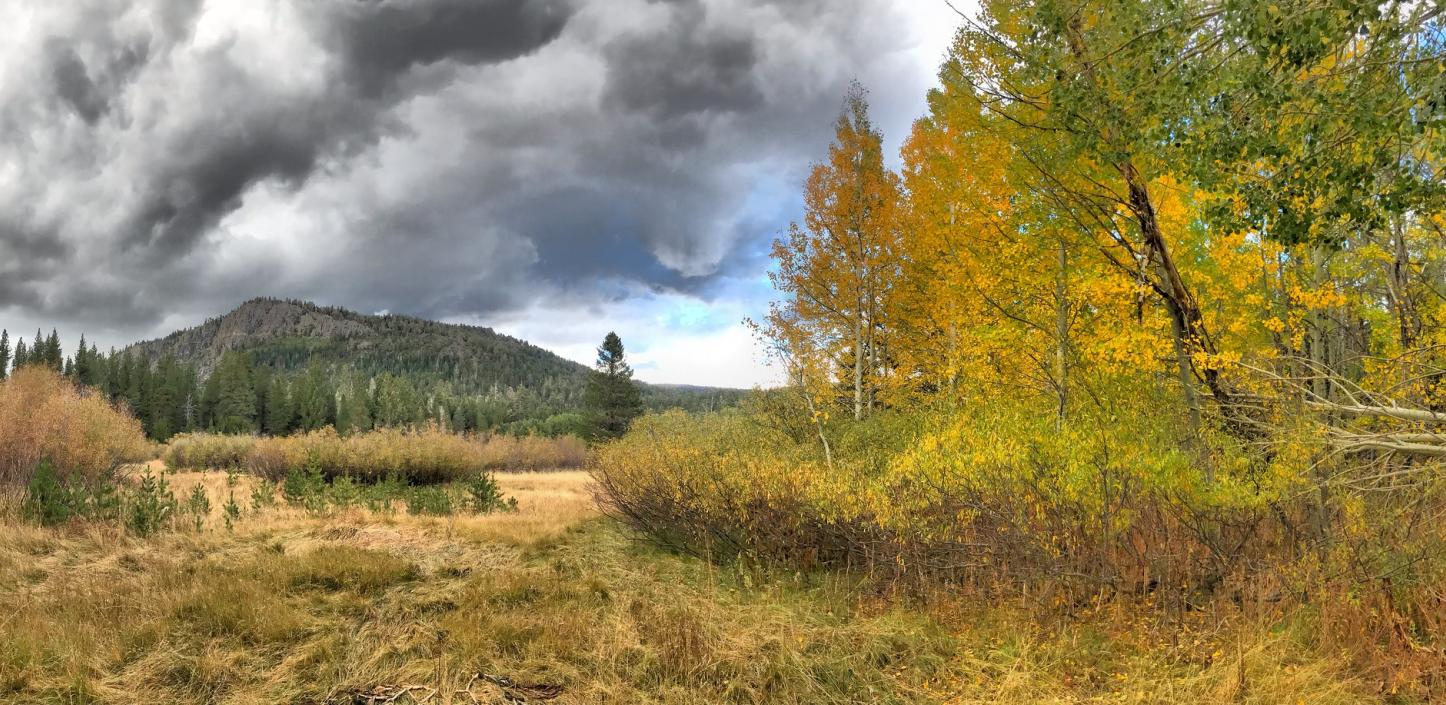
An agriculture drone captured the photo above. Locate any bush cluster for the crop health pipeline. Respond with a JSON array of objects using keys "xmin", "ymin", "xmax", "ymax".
[
  {"xmin": 595, "ymin": 404, "xmax": 1446, "ymax": 627},
  {"xmin": 277, "ymin": 461, "xmax": 516, "ymax": 517},
  {"xmin": 162, "ymin": 433, "xmax": 254, "ymax": 471},
  {"xmin": 22, "ymin": 461, "xmax": 216, "ymax": 537},
  {"xmin": 164, "ymin": 426, "xmax": 588, "ymax": 482},
  {"xmin": 0, "ymin": 367, "xmax": 152, "ymax": 487}
]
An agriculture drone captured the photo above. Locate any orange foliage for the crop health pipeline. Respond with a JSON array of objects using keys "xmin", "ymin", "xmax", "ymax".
[{"xmin": 0, "ymin": 366, "xmax": 151, "ymax": 485}]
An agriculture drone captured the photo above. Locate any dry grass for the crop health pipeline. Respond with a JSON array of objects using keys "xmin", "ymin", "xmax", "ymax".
[{"xmin": 0, "ymin": 470, "xmax": 1393, "ymax": 704}]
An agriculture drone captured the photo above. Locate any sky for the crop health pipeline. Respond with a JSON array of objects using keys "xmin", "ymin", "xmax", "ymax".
[{"xmin": 0, "ymin": 0, "xmax": 963, "ymax": 388}]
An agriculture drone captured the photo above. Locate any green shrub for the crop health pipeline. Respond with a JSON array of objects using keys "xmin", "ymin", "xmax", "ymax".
[
  {"xmin": 24, "ymin": 459, "xmax": 74, "ymax": 526},
  {"xmin": 328, "ymin": 475, "xmax": 361, "ymax": 508},
  {"xmin": 281, "ymin": 456, "xmax": 327, "ymax": 513},
  {"xmin": 23, "ymin": 458, "xmax": 122, "ymax": 526},
  {"xmin": 222, "ymin": 491, "xmax": 241, "ymax": 531},
  {"xmin": 126, "ymin": 470, "xmax": 178, "ymax": 537},
  {"xmin": 184, "ymin": 484, "xmax": 211, "ymax": 531},
  {"xmin": 249, "ymin": 481, "xmax": 276, "ymax": 510},
  {"xmin": 406, "ymin": 486, "xmax": 454, "ymax": 516},
  {"xmin": 464, "ymin": 472, "xmax": 518, "ymax": 514}
]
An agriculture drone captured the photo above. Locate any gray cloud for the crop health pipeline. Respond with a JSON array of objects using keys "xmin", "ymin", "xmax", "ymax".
[
  {"xmin": 312, "ymin": 0, "xmax": 572, "ymax": 97},
  {"xmin": 0, "ymin": 0, "xmax": 936, "ymax": 350}
]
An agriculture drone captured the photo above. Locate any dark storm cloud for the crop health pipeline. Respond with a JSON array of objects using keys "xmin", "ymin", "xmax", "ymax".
[
  {"xmin": 602, "ymin": 0, "xmax": 764, "ymax": 124},
  {"xmin": 0, "ymin": 0, "xmax": 931, "ymax": 346},
  {"xmin": 313, "ymin": 0, "xmax": 572, "ymax": 97}
]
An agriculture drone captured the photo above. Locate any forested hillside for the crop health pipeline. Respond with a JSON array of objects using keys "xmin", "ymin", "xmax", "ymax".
[
  {"xmin": 0, "ymin": 299, "xmax": 744, "ymax": 440},
  {"xmin": 124, "ymin": 298, "xmax": 582, "ymax": 393}
]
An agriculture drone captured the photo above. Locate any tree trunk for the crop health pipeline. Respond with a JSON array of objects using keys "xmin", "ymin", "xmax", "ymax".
[
  {"xmin": 853, "ymin": 291, "xmax": 865, "ymax": 422},
  {"xmin": 1388, "ymin": 215, "xmax": 1417, "ymax": 350},
  {"xmin": 1054, "ymin": 238, "xmax": 1070, "ymax": 427},
  {"xmin": 1063, "ymin": 19, "xmax": 1228, "ymax": 410}
]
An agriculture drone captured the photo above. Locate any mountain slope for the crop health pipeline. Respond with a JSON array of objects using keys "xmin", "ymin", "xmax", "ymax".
[
  {"xmin": 123, "ymin": 298, "xmax": 745, "ymax": 411},
  {"xmin": 126, "ymin": 298, "xmax": 588, "ymax": 392}
]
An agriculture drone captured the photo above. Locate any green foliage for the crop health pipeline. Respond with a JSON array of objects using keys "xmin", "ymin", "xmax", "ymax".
[
  {"xmin": 126, "ymin": 470, "xmax": 178, "ymax": 537},
  {"xmin": 405, "ymin": 486, "xmax": 454, "ymax": 516},
  {"xmin": 585, "ymin": 332, "xmax": 643, "ymax": 438},
  {"xmin": 463, "ymin": 472, "xmax": 518, "ymax": 514},
  {"xmin": 282, "ymin": 455, "xmax": 328, "ymax": 513},
  {"xmin": 222, "ymin": 490, "xmax": 241, "ymax": 531},
  {"xmin": 24, "ymin": 459, "xmax": 75, "ymax": 526},
  {"xmin": 363, "ymin": 474, "xmax": 407, "ymax": 514},
  {"xmin": 249, "ymin": 480, "xmax": 276, "ymax": 510},
  {"xmin": 185, "ymin": 483, "xmax": 211, "ymax": 531},
  {"xmin": 22, "ymin": 459, "xmax": 122, "ymax": 526},
  {"xmin": 19, "ymin": 303, "xmax": 744, "ymax": 443},
  {"xmin": 211, "ymin": 352, "xmax": 258, "ymax": 434}
]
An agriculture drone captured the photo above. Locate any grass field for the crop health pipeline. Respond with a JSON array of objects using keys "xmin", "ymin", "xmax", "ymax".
[{"xmin": 0, "ymin": 469, "xmax": 1384, "ymax": 704}]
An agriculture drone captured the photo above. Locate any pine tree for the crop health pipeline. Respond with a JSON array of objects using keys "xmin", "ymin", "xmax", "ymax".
[
  {"xmin": 45, "ymin": 329, "xmax": 62, "ymax": 372},
  {"xmin": 89, "ymin": 344, "xmax": 106, "ymax": 392},
  {"xmin": 0, "ymin": 330, "xmax": 9, "ymax": 381},
  {"xmin": 265, "ymin": 375, "xmax": 293, "ymax": 435},
  {"xmin": 584, "ymin": 332, "xmax": 643, "ymax": 438},
  {"xmin": 73, "ymin": 334, "xmax": 90, "ymax": 385},
  {"xmin": 293, "ymin": 361, "xmax": 335, "ymax": 431},
  {"xmin": 213, "ymin": 352, "xmax": 257, "ymax": 434}
]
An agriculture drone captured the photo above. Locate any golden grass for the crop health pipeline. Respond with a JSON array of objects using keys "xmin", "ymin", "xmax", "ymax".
[{"xmin": 0, "ymin": 470, "xmax": 1392, "ymax": 704}]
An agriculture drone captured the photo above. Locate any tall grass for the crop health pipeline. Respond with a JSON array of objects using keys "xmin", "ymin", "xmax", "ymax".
[
  {"xmin": 164, "ymin": 427, "xmax": 588, "ymax": 482},
  {"xmin": 0, "ymin": 473, "xmax": 1380, "ymax": 704},
  {"xmin": 0, "ymin": 366, "xmax": 151, "ymax": 487}
]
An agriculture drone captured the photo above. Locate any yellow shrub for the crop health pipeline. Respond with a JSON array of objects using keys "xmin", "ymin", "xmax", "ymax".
[
  {"xmin": 238, "ymin": 425, "xmax": 589, "ymax": 483},
  {"xmin": 163, "ymin": 433, "xmax": 256, "ymax": 470},
  {"xmin": 0, "ymin": 366, "xmax": 151, "ymax": 485}
]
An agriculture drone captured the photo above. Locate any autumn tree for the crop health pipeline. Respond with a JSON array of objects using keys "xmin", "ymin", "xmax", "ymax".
[{"xmin": 766, "ymin": 81, "xmax": 902, "ymax": 420}]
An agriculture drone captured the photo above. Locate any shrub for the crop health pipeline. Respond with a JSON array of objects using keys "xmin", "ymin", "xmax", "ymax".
[
  {"xmin": 22, "ymin": 458, "xmax": 122, "ymax": 526},
  {"xmin": 23, "ymin": 459, "xmax": 74, "ymax": 526},
  {"xmin": 222, "ymin": 491, "xmax": 241, "ymax": 531},
  {"xmin": 243, "ymin": 425, "xmax": 588, "ymax": 484},
  {"xmin": 406, "ymin": 486, "xmax": 454, "ymax": 516},
  {"xmin": 126, "ymin": 469, "xmax": 179, "ymax": 537},
  {"xmin": 184, "ymin": 483, "xmax": 212, "ymax": 531},
  {"xmin": 281, "ymin": 458, "xmax": 327, "ymax": 513},
  {"xmin": 0, "ymin": 367, "xmax": 150, "ymax": 487},
  {"xmin": 163, "ymin": 433, "xmax": 255, "ymax": 471},
  {"xmin": 464, "ymin": 472, "xmax": 518, "ymax": 514},
  {"xmin": 593, "ymin": 404, "xmax": 1279, "ymax": 598}
]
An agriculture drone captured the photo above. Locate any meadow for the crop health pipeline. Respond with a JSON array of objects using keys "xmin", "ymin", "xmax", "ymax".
[
  {"xmin": 0, "ymin": 465, "xmax": 1384, "ymax": 705},
  {"xmin": 0, "ymin": 366, "xmax": 1392, "ymax": 704}
]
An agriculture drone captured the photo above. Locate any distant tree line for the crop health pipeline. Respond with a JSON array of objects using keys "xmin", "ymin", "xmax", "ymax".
[{"xmin": 0, "ymin": 328, "xmax": 732, "ymax": 442}]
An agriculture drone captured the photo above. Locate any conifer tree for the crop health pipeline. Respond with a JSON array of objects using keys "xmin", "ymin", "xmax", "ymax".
[
  {"xmin": 73, "ymin": 334, "xmax": 90, "ymax": 385},
  {"xmin": 584, "ymin": 332, "xmax": 643, "ymax": 437},
  {"xmin": 265, "ymin": 375, "xmax": 293, "ymax": 435},
  {"xmin": 213, "ymin": 352, "xmax": 257, "ymax": 434},
  {"xmin": 0, "ymin": 329, "xmax": 9, "ymax": 381},
  {"xmin": 293, "ymin": 361, "xmax": 334, "ymax": 431},
  {"xmin": 45, "ymin": 329, "xmax": 62, "ymax": 372},
  {"xmin": 12, "ymin": 338, "xmax": 26, "ymax": 369}
]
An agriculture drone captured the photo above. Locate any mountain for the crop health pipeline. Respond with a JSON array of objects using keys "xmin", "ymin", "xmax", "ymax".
[{"xmin": 123, "ymin": 298, "xmax": 745, "ymax": 413}]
